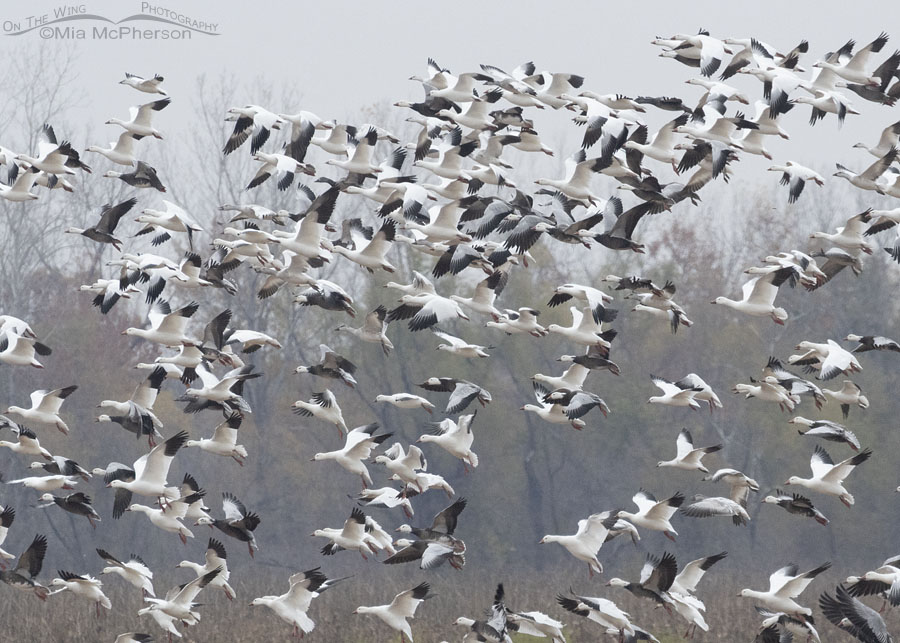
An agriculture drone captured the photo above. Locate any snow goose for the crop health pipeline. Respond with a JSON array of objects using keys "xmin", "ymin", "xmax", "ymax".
[
  {"xmin": 606, "ymin": 551, "xmax": 677, "ymax": 609},
  {"xmin": 437, "ymin": 88, "xmax": 503, "ymax": 130},
  {"xmin": 123, "ymin": 299, "xmax": 200, "ymax": 347},
  {"xmin": 534, "ymin": 149, "xmax": 606, "ymax": 205},
  {"xmin": 64, "ymin": 197, "xmax": 137, "ymax": 250},
  {"xmin": 0, "ymin": 331, "xmax": 49, "ymax": 368},
  {"xmin": 97, "ymin": 366, "xmax": 166, "ymax": 444},
  {"xmin": 522, "ymin": 71, "xmax": 586, "ymax": 109},
  {"xmin": 794, "ymin": 89, "xmax": 860, "ymax": 126},
  {"xmin": 308, "ymin": 122, "xmax": 355, "ymax": 156},
  {"xmin": 810, "ymin": 209, "xmax": 874, "ymax": 254},
  {"xmin": 864, "ymin": 206, "xmax": 900, "ymax": 235},
  {"xmin": 767, "ymin": 161, "xmax": 825, "ymax": 204},
  {"xmin": 174, "ymin": 474, "xmax": 212, "ymax": 524},
  {"xmin": 276, "ymin": 110, "xmax": 334, "ymax": 161},
  {"xmin": 269, "ymin": 188, "xmax": 337, "ymax": 261},
  {"xmin": 223, "ymin": 105, "xmax": 282, "ymax": 155},
  {"xmin": 486, "ymin": 307, "xmax": 547, "ymax": 336},
  {"xmin": 814, "ymin": 33, "xmax": 890, "ymax": 86},
  {"xmin": 432, "ymin": 329, "xmax": 491, "ymax": 358},
  {"xmin": 673, "ymin": 106, "xmax": 757, "ymax": 149},
  {"xmin": 702, "ymin": 467, "xmax": 759, "ymax": 500},
  {"xmin": 810, "ymin": 247, "xmax": 865, "ymax": 285},
  {"xmin": 556, "ymin": 592, "xmax": 634, "ymax": 637},
  {"xmin": 680, "ymin": 494, "xmax": 751, "ymax": 525},
  {"xmin": 668, "ymin": 551, "xmax": 728, "ymax": 599},
  {"xmin": 375, "ymin": 443, "xmax": 428, "ymax": 492},
  {"xmin": 548, "ymin": 306, "xmax": 616, "ymax": 347},
  {"xmin": 37, "ymin": 492, "xmax": 101, "ymax": 528},
  {"xmin": 711, "ymin": 267, "xmax": 794, "ymax": 324},
  {"xmin": 120, "ymin": 72, "xmax": 166, "ymax": 94},
  {"xmin": 762, "ymin": 489, "xmax": 829, "ymax": 525},
  {"xmin": 845, "ymin": 333, "xmax": 900, "ymax": 353},
  {"xmin": 733, "ymin": 375, "xmax": 798, "ymax": 411},
  {"xmin": 185, "ymin": 412, "xmax": 247, "ymax": 465},
  {"xmin": 0, "ymin": 164, "xmax": 40, "ymax": 202},
  {"xmin": 326, "ymin": 128, "xmax": 383, "ymax": 176},
  {"xmin": 657, "ymin": 429, "xmax": 722, "ymax": 472},
  {"xmin": 312, "ymin": 422, "xmax": 392, "ymax": 488},
  {"xmin": 355, "ymin": 486, "xmax": 415, "ymax": 518},
  {"xmin": 313, "ymin": 507, "xmax": 378, "ymax": 559},
  {"xmin": 354, "ymin": 582, "xmax": 432, "ymax": 643},
  {"xmin": 854, "ymin": 118, "xmax": 900, "ymax": 157},
  {"xmin": 540, "ymin": 388, "xmax": 610, "ymax": 423},
  {"xmin": 335, "ymin": 305, "xmax": 393, "ymax": 355},
  {"xmin": 647, "ymin": 375, "xmax": 702, "ymax": 410},
  {"xmin": 820, "ymin": 584, "xmax": 892, "ymax": 643},
  {"xmin": 0, "ymin": 422, "xmax": 52, "ymax": 459},
  {"xmin": 223, "ymin": 328, "xmax": 282, "ymax": 355},
  {"xmin": 762, "ymin": 357, "xmax": 826, "ymax": 408},
  {"xmin": 786, "ymin": 445, "xmax": 872, "ymax": 506},
  {"xmin": 0, "ymin": 534, "xmax": 48, "ymax": 600},
  {"xmin": 107, "ymin": 430, "xmax": 188, "ymax": 508},
  {"xmin": 385, "ymin": 535, "xmax": 445, "ymax": 567},
  {"xmin": 418, "ymin": 377, "xmax": 491, "ymax": 414},
  {"xmin": 15, "ymin": 124, "xmax": 91, "ymax": 175},
  {"xmin": 790, "ymin": 339, "xmax": 862, "ymax": 380},
  {"xmin": 107, "ymin": 97, "xmax": 170, "ymax": 139},
  {"xmin": 505, "ymin": 610, "xmax": 566, "ymax": 643},
  {"xmin": 6, "ymin": 386, "xmax": 77, "ymax": 434},
  {"xmin": 86, "ymin": 130, "xmax": 139, "ymax": 166},
  {"xmin": 623, "ymin": 114, "xmax": 689, "ymax": 171},
  {"xmin": 619, "ymin": 490, "xmax": 684, "ymax": 541},
  {"xmin": 375, "ymin": 393, "xmax": 435, "ymax": 414},
  {"xmin": 740, "ymin": 562, "xmax": 832, "ymax": 616},
  {"xmin": 103, "ymin": 160, "xmax": 166, "ymax": 191},
  {"xmin": 0, "ymin": 506, "xmax": 14, "ymax": 566},
  {"xmin": 677, "ymin": 374, "xmax": 721, "ymax": 411},
  {"xmin": 292, "ymin": 390, "xmax": 348, "ymax": 437},
  {"xmin": 540, "ymin": 511, "xmax": 618, "ymax": 577},
  {"xmin": 823, "ymin": 380, "xmax": 869, "ymax": 418},
  {"xmin": 295, "ymin": 344, "xmax": 357, "ymax": 388},
  {"xmin": 246, "ymin": 148, "xmax": 315, "ymax": 190},
  {"xmin": 196, "ymin": 493, "xmax": 261, "ymax": 557},
  {"xmin": 395, "ymin": 497, "xmax": 466, "ymax": 546},
  {"xmin": 141, "ymin": 567, "xmax": 221, "ymax": 626},
  {"xmin": 125, "ymin": 493, "xmax": 197, "ymax": 544},
  {"xmin": 294, "ymin": 281, "xmax": 356, "ymax": 317},
  {"xmin": 452, "ymin": 584, "xmax": 509, "ymax": 642},
  {"xmin": 789, "ymin": 416, "xmax": 860, "ymax": 451},
  {"xmin": 557, "ymin": 345, "xmax": 620, "ymax": 376},
  {"xmin": 332, "ymin": 220, "xmax": 397, "ymax": 272},
  {"xmin": 177, "ymin": 538, "xmax": 234, "ymax": 601},
  {"xmin": 180, "ymin": 364, "xmax": 260, "ymax": 415},
  {"xmin": 833, "ymin": 146, "xmax": 897, "ymax": 193},
  {"xmin": 532, "ymin": 360, "xmax": 590, "ymax": 392},
  {"xmin": 136, "ymin": 200, "xmax": 203, "ymax": 248},
  {"xmin": 114, "ymin": 634, "xmax": 154, "ymax": 643},
  {"xmin": 448, "ymin": 271, "xmax": 504, "ymax": 321},
  {"xmin": 417, "ymin": 412, "xmax": 478, "ymax": 472},
  {"xmin": 522, "ymin": 382, "xmax": 586, "ymax": 429},
  {"xmin": 547, "ymin": 283, "xmax": 614, "ymax": 324},
  {"xmin": 49, "ymin": 571, "xmax": 111, "ymax": 616},
  {"xmin": 250, "ymin": 567, "xmax": 343, "ymax": 637},
  {"xmin": 4, "ymin": 474, "xmax": 77, "ymax": 494},
  {"xmin": 97, "ymin": 548, "xmax": 154, "ymax": 597}
]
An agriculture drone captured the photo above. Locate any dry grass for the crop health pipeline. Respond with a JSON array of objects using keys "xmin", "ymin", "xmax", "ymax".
[{"xmin": 3, "ymin": 570, "xmax": 899, "ymax": 642}]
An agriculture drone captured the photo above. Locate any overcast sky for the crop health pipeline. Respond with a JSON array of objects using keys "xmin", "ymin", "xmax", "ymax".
[{"xmin": 5, "ymin": 1, "xmax": 898, "ymax": 180}]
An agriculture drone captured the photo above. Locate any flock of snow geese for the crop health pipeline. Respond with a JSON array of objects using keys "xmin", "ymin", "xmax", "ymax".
[{"xmin": 1, "ymin": 26, "xmax": 900, "ymax": 643}]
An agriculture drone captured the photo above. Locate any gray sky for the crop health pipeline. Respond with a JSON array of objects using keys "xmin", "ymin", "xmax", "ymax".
[{"xmin": 7, "ymin": 0, "xmax": 898, "ymax": 173}]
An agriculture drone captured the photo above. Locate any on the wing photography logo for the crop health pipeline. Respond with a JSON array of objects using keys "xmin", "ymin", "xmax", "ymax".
[{"xmin": 2, "ymin": 3, "xmax": 219, "ymax": 40}]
